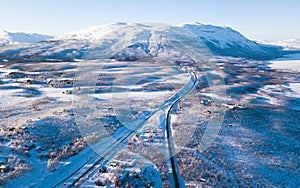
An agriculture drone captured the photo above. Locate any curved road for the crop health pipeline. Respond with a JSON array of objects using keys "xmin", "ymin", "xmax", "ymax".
[
  {"xmin": 164, "ymin": 72, "xmax": 197, "ymax": 188},
  {"xmin": 29, "ymin": 71, "xmax": 197, "ymax": 188}
]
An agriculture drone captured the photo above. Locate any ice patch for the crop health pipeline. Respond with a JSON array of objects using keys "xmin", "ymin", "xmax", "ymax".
[
  {"xmin": 289, "ymin": 83, "xmax": 300, "ymax": 98},
  {"xmin": 270, "ymin": 60, "xmax": 300, "ymax": 72},
  {"xmin": 269, "ymin": 54, "xmax": 300, "ymax": 98},
  {"xmin": 269, "ymin": 53, "xmax": 300, "ymax": 72}
]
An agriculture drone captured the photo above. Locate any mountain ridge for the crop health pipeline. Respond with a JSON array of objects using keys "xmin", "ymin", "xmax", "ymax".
[
  {"xmin": 0, "ymin": 22, "xmax": 289, "ymax": 61},
  {"xmin": 0, "ymin": 31, "xmax": 53, "ymax": 46},
  {"xmin": 258, "ymin": 39, "xmax": 300, "ymax": 50}
]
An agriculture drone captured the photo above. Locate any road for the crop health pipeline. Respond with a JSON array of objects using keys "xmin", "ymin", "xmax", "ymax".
[
  {"xmin": 29, "ymin": 71, "xmax": 197, "ymax": 188},
  {"xmin": 164, "ymin": 72, "xmax": 197, "ymax": 188}
]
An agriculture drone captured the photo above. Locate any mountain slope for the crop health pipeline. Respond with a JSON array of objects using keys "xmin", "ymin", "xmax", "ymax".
[
  {"xmin": 259, "ymin": 39, "xmax": 300, "ymax": 50},
  {"xmin": 56, "ymin": 22, "xmax": 128, "ymax": 41},
  {"xmin": 179, "ymin": 22, "xmax": 282, "ymax": 59},
  {"xmin": 0, "ymin": 31, "xmax": 53, "ymax": 45},
  {"xmin": 0, "ymin": 22, "xmax": 283, "ymax": 61}
]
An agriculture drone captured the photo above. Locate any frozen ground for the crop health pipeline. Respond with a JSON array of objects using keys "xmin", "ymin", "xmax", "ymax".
[
  {"xmin": 269, "ymin": 53, "xmax": 300, "ymax": 98},
  {"xmin": 0, "ymin": 53, "xmax": 300, "ymax": 187},
  {"xmin": 0, "ymin": 59, "xmax": 189, "ymax": 187}
]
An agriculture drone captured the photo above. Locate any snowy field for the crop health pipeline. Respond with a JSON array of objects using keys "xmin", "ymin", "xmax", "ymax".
[
  {"xmin": 269, "ymin": 53, "xmax": 300, "ymax": 98},
  {"xmin": 0, "ymin": 59, "xmax": 190, "ymax": 187},
  {"xmin": 0, "ymin": 53, "xmax": 300, "ymax": 187}
]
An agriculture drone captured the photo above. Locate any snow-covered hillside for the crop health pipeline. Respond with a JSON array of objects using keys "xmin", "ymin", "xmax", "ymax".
[
  {"xmin": 259, "ymin": 39, "xmax": 300, "ymax": 50},
  {"xmin": 56, "ymin": 22, "xmax": 128, "ymax": 41},
  {"xmin": 179, "ymin": 22, "xmax": 282, "ymax": 59},
  {"xmin": 0, "ymin": 31, "xmax": 52, "ymax": 45},
  {"xmin": 0, "ymin": 22, "xmax": 284, "ymax": 61},
  {"xmin": 178, "ymin": 22, "xmax": 259, "ymax": 49}
]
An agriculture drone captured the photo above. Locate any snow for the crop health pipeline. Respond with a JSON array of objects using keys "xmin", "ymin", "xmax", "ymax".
[
  {"xmin": 289, "ymin": 83, "xmax": 300, "ymax": 98},
  {"xmin": 0, "ymin": 22, "xmax": 281, "ymax": 61},
  {"xmin": 0, "ymin": 31, "xmax": 52, "ymax": 45},
  {"xmin": 269, "ymin": 53, "xmax": 300, "ymax": 98},
  {"xmin": 1, "ymin": 22, "xmax": 300, "ymax": 187},
  {"xmin": 270, "ymin": 59, "xmax": 300, "ymax": 72},
  {"xmin": 55, "ymin": 22, "xmax": 128, "ymax": 41},
  {"xmin": 259, "ymin": 38, "xmax": 300, "ymax": 50},
  {"xmin": 178, "ymin": 22, "xmax": 261, "ymax": 50},
  {"xmin": 92, "ymin": 91, "xmax": 173, "ymax": 100},
  {"xmin": 269, "ymin": 53, "xmax": 300, "ymax": 72},
  {"xmin": 269, "ymin": 53, "xmax": 300, "ymax": 75}
]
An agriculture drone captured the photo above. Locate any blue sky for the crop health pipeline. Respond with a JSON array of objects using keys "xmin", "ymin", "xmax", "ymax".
[{"xmin": 1, "ymin": 0, "xmax": 299, "ymax": 41}]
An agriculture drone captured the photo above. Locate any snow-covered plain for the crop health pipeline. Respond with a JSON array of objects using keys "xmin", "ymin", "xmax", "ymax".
[
  {"xmin": 270, "ymin": 54, "xmax": 300, "ymax": 72},
  {"xmin": 1, "ymin": 23, "xmax": 300, "ymax": 187},
  {"xmin": 1, "ymin": 55, "xmax": 300, "ymax": 187},
  {"xmin": 269, "ymin": 53, "xmax": 300, "ymax": 98},
  {"xmin": 0, "ymin": 58, "xmax": 192, "ymax": 187}
]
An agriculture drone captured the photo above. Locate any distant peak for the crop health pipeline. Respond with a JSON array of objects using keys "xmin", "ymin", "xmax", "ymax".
[
  {"xmin": 178, "ymin": 22, "xmax": 232, "ymax": 30},
  {"xmin": 111, "ymin": 22, "xmax": 127, "ymax": 26},
  {"xmin": 187, "ymin": 21, "xmax": 203, "ymax": 25},
  {"xmin": 283, "ymin": 38, "xmax": 300, "ymax": 42},
  {"xmin": 259, "ymin": 38, "xmax": 300, "ymax": 50},
  {"xmin": 0, "ymin": 31, "xmax": 53, "ymax": 45},
  {"xmin": 177, "ymin": 21, "xmax": 203, "ymax": 27}
]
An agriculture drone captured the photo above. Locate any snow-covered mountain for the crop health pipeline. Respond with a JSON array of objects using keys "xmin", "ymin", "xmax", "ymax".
[
  {"xmin": 0, "ymin": 31, "xmax": 53, "ymax": 46},
  {"xmin": 259, "ymin": 39, "xmax": 300, "ymax": 50},
  {"xmin": 179, "ymin": 22, "xmax": 281, "ymax": 59},
  {"xmin": 0, "ymin": 22, "xmax": 283, "ymax": 61},
  {"xmin": 56, "ymin": 22, "xmax": 128, "ymax": 41},
  {"xmin": 179, "ymin": 22, "xmax": 259, "ymax": 49}
]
